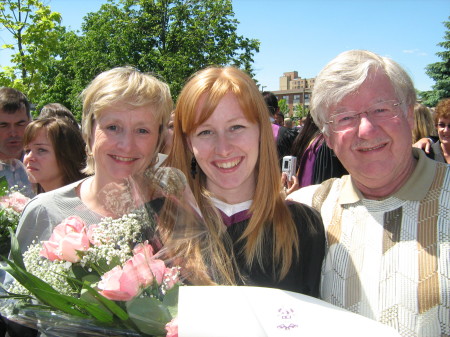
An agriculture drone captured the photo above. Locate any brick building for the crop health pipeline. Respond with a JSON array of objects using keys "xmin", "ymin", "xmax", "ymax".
[{"xmin": 271, "ymin": 71, "xmax": 315, "ymax": 116}]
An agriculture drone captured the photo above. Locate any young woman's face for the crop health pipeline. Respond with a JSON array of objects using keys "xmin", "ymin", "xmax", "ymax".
[
  {"xmin": 23, "ymin": 129, "xmax": 64, "ymax": 192},
  {"xmin": 188, "ymin": 93, "xmax": 260, "ymax": 203},
  {"xmin": 90, "ymin": 104, "xmax": 160, "ymax": 185}
]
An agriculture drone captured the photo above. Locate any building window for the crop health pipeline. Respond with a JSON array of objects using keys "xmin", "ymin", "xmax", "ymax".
[
  {"xmin": 283, "ymin": 95, "xmax": 289, "ymax": 103},
  {"xmin": 304, "ymin": 94, "xmax": 310, "ymax": 105},
  {"xmin": 293, "ymin": 95, "xmax": 300, "ymax": 105}
]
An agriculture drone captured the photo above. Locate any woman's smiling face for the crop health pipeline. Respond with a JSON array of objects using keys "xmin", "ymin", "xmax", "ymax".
[
  {"xmin": 91, "ymin": 104, "xmax": 160, "ymax": 185},
  {"xmin": 188, "ymin": 93, "xmax": 260, "ymax": 203}
]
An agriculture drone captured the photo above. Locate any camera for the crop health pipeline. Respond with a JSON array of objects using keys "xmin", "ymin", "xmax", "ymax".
[{"xmin": 282, "ymin": 156, "xmax": 297, "ymax": 180}]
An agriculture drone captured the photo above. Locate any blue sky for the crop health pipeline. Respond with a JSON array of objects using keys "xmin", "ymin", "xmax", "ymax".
[{"xmin": 2, "ymin": 0, "xmax": 449, "ymax": 92}]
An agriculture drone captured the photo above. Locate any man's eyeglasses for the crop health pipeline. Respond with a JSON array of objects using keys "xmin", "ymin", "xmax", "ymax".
[
  {"xmin": 436, "ymin": 123, "xmax": 450, "ymax": 129},
  {"xmin": 325, "ymin": 100, "xmax": 403, "ymax": 133}
]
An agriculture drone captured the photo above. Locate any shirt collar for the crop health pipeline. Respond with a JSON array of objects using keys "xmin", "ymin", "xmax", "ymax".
[{"xmin": 338, "ymin": 148, "xmax": 436, "ymax": 204}]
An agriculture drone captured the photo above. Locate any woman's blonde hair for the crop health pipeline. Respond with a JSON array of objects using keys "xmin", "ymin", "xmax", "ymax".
[
  {"xmin": 80, "ymin": 67, "xmax": 173, "ymax": 175},
  {"xmin": 166, "ymin": 66, "xmax": 299, "ymax": 282},
  {"xmin": 412, "ymin": 103, "xmax": 436, "ymax": 143}
]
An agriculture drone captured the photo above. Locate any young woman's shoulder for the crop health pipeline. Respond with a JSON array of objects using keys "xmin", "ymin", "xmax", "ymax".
[{"xmin": 286, "ymin": 200, "xmax": 324, "ymax": 235}]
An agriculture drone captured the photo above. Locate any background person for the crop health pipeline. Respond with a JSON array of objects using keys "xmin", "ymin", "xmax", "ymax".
[
  {"xmin": 0, "ymin": 87, "xmax": 33, "ymax": 197},
  {"xmin": 262, "ymin": 91, "xmax": 297, "ymax": 163},
  {"xmin": 426, "ymin": 97, "xmax": 450, "ymax": 163},
  {"xmin": 412, "ymin": 102, "xmax": 436, "ymax": 143},
  {"xmin": 0, "ymin": 88, "xmax": 35, "ymax": 337},
  {"xmin": 166, "ymin": 66, "xmax": 325, "ymax": 295},
  {"xmin": 0, "ymin": 87, "xmax": 31, "ymax": 161},
  {"xmin": 23, "ymin": 118, "xmax": 87, "ymax": 194},
  {"xmin": 290, "ymin": 113, "xmax": 347, "ymax": 189},
  {"xmin": 284, "ymin": 117, "xmax": 294, "ymax": 129},
  {"xmin": 38, "ymin": 102, "xmax": 80, "ymax": 130},
  {"xmin": 288, "ymin": 50, "xmax": 449, "ymax": 336}
]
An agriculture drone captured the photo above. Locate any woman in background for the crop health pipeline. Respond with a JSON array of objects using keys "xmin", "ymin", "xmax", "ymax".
[
  {"xmin": 428, "ymin": 98, "xmax": 450, "ymax": 163},
  {"xmin": 166, "ymin": 66, "xmax": 325, "ymax": 295},
  {"xmin": 23, "ymin": 117, "xmax": 86, "ymax": 194},
  {"xmin": 38, "ymin": 103, "xmax": 79, "ymax": 130},
  {"xmin": 412, "ymin": 102, "xmax": 436, "ymax": 143}
]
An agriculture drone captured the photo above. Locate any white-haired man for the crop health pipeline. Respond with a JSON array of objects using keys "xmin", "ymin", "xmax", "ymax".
[{"xmin": 288, "ymin": 50, "xmax": 449, "ymax": 337}]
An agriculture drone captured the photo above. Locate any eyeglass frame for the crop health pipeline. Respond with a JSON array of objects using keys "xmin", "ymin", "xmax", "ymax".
[{"xmin": 324, "ymin": 100, "xmax": 404, "ymax": 133}]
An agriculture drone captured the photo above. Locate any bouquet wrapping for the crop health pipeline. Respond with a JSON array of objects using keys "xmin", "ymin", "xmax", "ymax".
[{"xmin": 0, "ymin": 167, "xmax": 204, "ymax": 337}]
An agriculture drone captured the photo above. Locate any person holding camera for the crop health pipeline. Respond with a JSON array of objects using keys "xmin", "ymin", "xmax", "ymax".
[{"xmin": 165, "ymin": 66, "xmax": 325, "ymax": 296}]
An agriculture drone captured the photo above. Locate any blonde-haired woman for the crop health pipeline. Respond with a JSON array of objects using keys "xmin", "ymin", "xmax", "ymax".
[
  {"xmin": 166, "ymin": 66, "xmax": 325, "ymax": 295},
  {"xmin": 16, "ymin": 67, "xmax": 173, "ymax": 252},
  {"xmin": 412, "ymin": 102, "xmax": 436, "ymax": 143}
]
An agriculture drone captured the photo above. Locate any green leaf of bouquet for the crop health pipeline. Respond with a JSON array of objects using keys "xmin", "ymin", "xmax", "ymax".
[
  {"xmin": 0, "ymin": 176, "xmax": 8, "ymax": 195},
  {"xmin": 70, "ymin": 264, "xmax": 99, "ymax": 281},
  {"xmin": 8, "ymin": 229, "xmax": 25, "ymax": 270},
  {"xmin": 163, "ymin": 285, "xmax": 179, "ymax": 318},
  {"xmin": 81, "ymin": 282, "xmax": 129, "ymax": 321},
  {"xmin": 126, "ymin": 297, "xmax": 170, "ymax": 336},
  {"xmin": 2, "ymin": 261, "xmax": 115, "ymax": 323},
  {"xmin": 1, "ymin": 262, "xmax": 89, "ymax": 318},
  {"xmin": 66, "ymin": 264, "xmax": 99, "ymax": 292}
]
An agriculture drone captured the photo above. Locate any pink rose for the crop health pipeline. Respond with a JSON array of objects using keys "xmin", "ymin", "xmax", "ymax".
[
  {"xmin": 132, "ymin": 242, "xmax": 166, "ymax": 286},
  {"xmin": 98, "ymin": 261, "xmax": 140, "ymax": 301},
  {"xmin": 40, "ymin": 216, "xmax": 90, "ymax": 263},
  {"xmin": 132, "ymin": 240, "xmax": 155, "ymax": 257},
  {"xmin": 0, "ymin": 191, "xmax": 29, "ymax": 213},
  {"xmin": 165, "ymin": 317, "xmax": 178, "ymax": 337}
]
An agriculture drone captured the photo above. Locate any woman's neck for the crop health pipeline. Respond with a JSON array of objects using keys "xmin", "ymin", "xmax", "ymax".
[
  {"xmin": 40, "ymin": 176, "xmax": 65, "ymax": 193},
  {"xmin": 79, "ymin": 176, "xmax": 120, "ymax": 217}
]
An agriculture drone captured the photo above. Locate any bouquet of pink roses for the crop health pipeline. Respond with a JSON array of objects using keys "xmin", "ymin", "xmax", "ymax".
[
  {"xmin": 0, "ymin": 168, "xmax": 208, "ymax": 337},
  {"xmin": 1, "ymin": 210, "xmax": 180, "ymax": 336}
]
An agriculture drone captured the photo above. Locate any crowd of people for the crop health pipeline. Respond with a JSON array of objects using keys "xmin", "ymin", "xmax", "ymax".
[{"xmin": 0, "ymin": 49, "xmax": 448, "ymax": 337}]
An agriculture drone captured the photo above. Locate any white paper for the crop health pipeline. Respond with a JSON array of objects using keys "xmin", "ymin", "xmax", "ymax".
[{"xmin": 178, "ymin": 286, "xmax": 401, "ymax": 337}]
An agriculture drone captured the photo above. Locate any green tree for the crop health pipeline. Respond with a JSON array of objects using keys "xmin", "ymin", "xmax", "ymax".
[
  {"xmin": 40, "ymin": 0, "xmax": 260, "ymax": 116},
  {"xmin": 419, "ymin": 17, "xmax": 450, "ymax": 107},
  {"xmin": 0, "ymin": 0, "xmax": 63, "ymax": 106},
  {"xmin": 278, "ymin": 99, "xmax": 289, "ymax": 116},
  {"xmin": 293, "ymin": 104, "xmax": 309, "ymax": 119}
]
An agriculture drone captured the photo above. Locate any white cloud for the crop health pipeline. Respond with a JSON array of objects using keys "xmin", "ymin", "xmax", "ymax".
[{"xmin": 402, "ymin": 49, "xmax": 427, "ymax": 56}]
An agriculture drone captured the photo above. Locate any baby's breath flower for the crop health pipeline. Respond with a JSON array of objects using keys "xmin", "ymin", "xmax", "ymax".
[{"xmin": 9, "ymin": 210, "xmax": 158, "ymax": 298}]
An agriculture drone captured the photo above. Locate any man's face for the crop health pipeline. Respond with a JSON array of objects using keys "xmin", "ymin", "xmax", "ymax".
[
  {"xmin": 0, "ymin": 106, "xmax": 30, "ymax": 160},
  {"xmin": 324, "ymin": 69, "xmax": 415, "ymax": 195},
  {"xmin": 275, "ymin": 114, "xmax": 284, "ymax": 126}
]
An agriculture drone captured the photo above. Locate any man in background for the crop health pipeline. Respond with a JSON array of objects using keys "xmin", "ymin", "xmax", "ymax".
[{"xmin": 0, "ymin": 87, "xmax": 33, "ymax": 196}]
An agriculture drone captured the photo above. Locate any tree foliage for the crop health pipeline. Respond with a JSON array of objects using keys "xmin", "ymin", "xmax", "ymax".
[
  {"xmin": 0, "ymin": 0, "xmax": 63, "ymax": 107},
  {"xmin": 420, "ymin": 17, "xmax": 450, "ymax": 107},
  {"xmin": 38, "ymin": 0, "xmax": 260, "ymax": 118},
  {"xmin": 278, "ymin": 99, "xmax": 289, "ymax": 116},
  {"xmin": 293, "ymin": 104, "xmax": 309, "ymax": 119}
]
